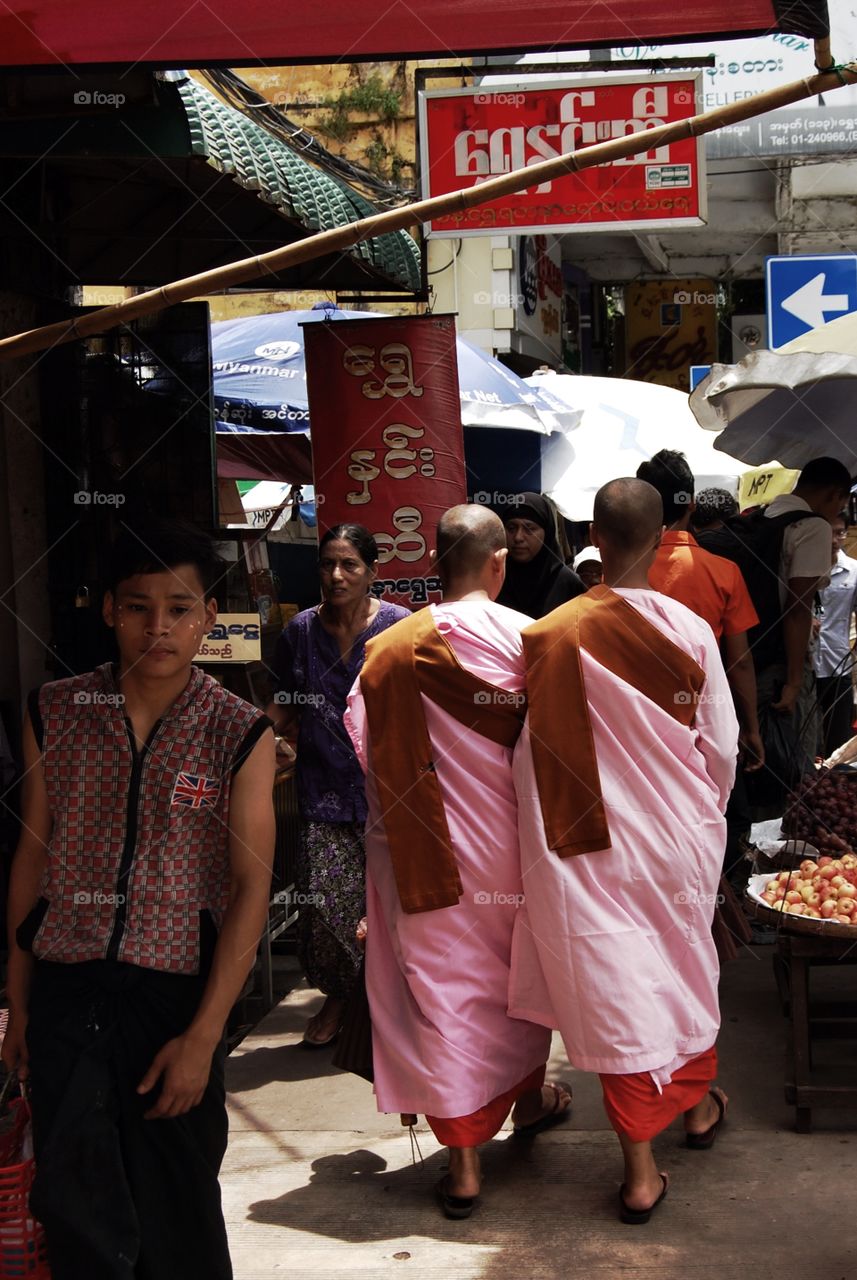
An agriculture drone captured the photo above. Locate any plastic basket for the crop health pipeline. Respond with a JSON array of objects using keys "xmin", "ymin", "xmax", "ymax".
[
  {"xmin": 0, "ymin": 1101, "xmax": 50, "ymax": 1279},
  {"xmin": 745, "ymin": 872, "xmax": 857, "ymax": 941}
]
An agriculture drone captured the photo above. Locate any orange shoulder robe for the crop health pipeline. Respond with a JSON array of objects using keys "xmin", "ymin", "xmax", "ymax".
[{"xmin": 510, "ymin": 587, "xmax": 738, "ymax": 1141}]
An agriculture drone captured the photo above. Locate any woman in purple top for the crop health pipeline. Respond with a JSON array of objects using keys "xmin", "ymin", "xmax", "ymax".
[{"xmin": 270, "ymin": 525, "xmax": 408, "ymax": 1046}]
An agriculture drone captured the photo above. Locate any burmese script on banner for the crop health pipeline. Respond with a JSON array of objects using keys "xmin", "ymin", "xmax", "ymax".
[{"xmin": 304, "ymin": 314, "xmax": 467, "ymax": 610}]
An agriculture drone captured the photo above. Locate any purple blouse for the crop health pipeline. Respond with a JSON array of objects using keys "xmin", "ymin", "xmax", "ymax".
[{"xmin": 274, "ymin": 602, "xmax": 409, "ymax": 822}]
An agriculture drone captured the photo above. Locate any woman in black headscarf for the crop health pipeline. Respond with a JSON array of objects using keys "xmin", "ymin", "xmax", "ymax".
[{"xmin": 497, "ymin": 492, "xmax": 585, "ymax": 619}]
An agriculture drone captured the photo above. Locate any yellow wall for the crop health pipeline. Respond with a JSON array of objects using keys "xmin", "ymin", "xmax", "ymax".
[
  {"xmin": 78, "ymin": 286, "xmax": 420, "ymax": 322},
  {"xmin": 228, "ymin": 60, "xmax": 466, "ymax": 189},
  {"xmin": 233, "ymin": 62, "xmax": 418, "ymax": 191}
]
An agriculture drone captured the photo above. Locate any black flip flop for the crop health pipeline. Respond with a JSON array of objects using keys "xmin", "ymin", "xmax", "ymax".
[
  {"xmin": 435, "ymin": 1175, "xmax": 477, "ymax": 1220},
  {"xmin": 685, "ymin": 1088, "xmax": 727, "ymax": 1150},
  {"xmin": 512, "ymin": 1081, "xmax": 573, "ymax": 1137},
  {"xmin": 618, "ymin": 1173, "xmax": 668, "ymax": 1225}
]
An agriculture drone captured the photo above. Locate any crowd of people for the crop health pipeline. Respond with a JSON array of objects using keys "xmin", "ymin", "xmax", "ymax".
[
  {"xmin": 2, "ymin": 455, "xmax": 855, "ymax": 1274},
  {"xmin": 270, "ymin": 455, "xmax": 855, "ymax": 1226},
  {"xmin": 309, "ymin": 484, "xmax": 738, "ymax": 1224}
]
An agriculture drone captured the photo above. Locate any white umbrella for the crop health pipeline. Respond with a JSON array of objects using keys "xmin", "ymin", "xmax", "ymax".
[
  {"xmin": 689, "ymin": 312, "xmax": 857, "ymax": 472},
  {"xmin": 527, "ymin": 373, "xmax": 757, "ymax": 521},
  {"xmin": 226, "ymin": 482, "xmax": 317, "ymax": 531}
]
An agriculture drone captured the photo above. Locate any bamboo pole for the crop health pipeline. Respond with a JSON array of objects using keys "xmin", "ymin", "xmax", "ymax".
[{"xmin": 1, "ymin": 60, "xmax": 855, "ymax": 362}]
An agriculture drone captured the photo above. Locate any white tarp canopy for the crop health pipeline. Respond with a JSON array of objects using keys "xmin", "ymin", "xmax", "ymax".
[
  {"xmin": 690, "ymin": 311, "xmax": 857, "ymax": 473},
  {"xmin": 528, "ymin": 373, "xmax": 762, "ymax": 521}
]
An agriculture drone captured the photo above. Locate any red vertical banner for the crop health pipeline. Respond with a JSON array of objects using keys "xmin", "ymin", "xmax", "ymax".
[{"xmin": 304, "ymin": 314, "xmax": 466, "ymax": 609}]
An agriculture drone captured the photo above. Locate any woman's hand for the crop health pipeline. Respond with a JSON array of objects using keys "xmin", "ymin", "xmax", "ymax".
[{"xmin": 1, "ymin": 1011, "xmax": 29, "ymax": 1080}]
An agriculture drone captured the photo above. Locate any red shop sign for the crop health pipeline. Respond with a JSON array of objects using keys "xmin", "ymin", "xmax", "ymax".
[
  {"xmin": 418, "ymin": 74, "xmax": 707, "ymax": 237},
  {"xmin": 304, "ymin": 314, "xmax": 466, "ymax": 611}
]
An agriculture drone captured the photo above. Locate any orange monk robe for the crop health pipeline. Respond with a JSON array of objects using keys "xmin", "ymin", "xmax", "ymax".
[{"xmin": 509, "ymin": 587, "xmax": 738, "ymax": 1141}]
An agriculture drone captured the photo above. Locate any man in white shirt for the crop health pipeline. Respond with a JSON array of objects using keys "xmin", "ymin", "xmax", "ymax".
[
  {"xmin": 761, "ymin": 458, "xmax": 852, "ymax": 718},
  {"xmin": 815, "ymin": 511, "xmax": 857, "ymax": 756}
]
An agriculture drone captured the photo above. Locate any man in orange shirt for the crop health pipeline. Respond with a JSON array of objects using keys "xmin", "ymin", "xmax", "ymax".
[{"xmin": 637, "ymin": 450, "xmax": 764, "ymax": 773}]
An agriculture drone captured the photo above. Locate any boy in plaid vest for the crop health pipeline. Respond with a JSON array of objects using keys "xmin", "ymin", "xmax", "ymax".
[{"xmin": 3, "ymin": 519, "xmax": 275, "ymax": 1280}]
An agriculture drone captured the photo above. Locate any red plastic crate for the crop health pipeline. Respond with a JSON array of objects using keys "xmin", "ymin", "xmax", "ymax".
[{"xmin": 0, "ymin": 1102, "xmax": 50, "ymax": 1279}]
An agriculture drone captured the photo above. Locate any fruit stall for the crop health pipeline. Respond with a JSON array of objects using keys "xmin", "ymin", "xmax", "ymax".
[{"xmin": 747, "ymin": 766, "xmax": 857, "ymax": 1132}]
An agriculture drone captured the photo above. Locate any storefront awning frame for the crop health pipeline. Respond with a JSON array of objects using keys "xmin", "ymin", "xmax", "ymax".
[
  {"xmin": 0, "ymin": 0, "xmax": 830, "ymax": 69},
  {"xmin": 0, "ymin": 73, "xmax": 422, "ymax": 294}
]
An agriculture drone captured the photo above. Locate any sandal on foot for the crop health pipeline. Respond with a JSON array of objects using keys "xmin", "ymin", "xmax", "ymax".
[
  {"xmin": 618, "ymin": 1173, "xmax": 668, "ymax": 1225},
  {"xmin": 685, "ymin": 1088, "xmax": 727, "ymax": 1150},
  {"xmin": 301, "ymin": 1019, "xmax": 341, "ymax": 1049},
  {"xmin": 512, "ymin": 1081, "xmax": 573, "ymax": 1137},
  {"xmin": 301, "ymin": 1030, "xmax": 339, "ymax": 1048},
  {"xmin": 435, "ymin": 1175, "xmax": 477, "ymax": 1220}
]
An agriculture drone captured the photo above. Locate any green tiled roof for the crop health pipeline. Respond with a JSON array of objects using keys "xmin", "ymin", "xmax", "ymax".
[{"xmin": 177, "ymin": 77, "xmax": 421, "ymax": 292}]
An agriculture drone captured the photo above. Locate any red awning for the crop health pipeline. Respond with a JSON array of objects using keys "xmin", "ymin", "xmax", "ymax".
[
  {"xmin": 0, "ymin": 0, "xmax": 829, "ymax": 67},
  {"xmin": 216, "ymin": 434, "xmax": 313, "ymax": 486}
]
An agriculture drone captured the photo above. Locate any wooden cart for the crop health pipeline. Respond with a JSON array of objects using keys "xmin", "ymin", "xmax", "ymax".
[
  {"xmin": 774, "ymin": 930, "xmax": 857, "ymax": 1132},
  {"xmin": 747, "ymin": 884, "xmax": 857, "ymax": 1132}
]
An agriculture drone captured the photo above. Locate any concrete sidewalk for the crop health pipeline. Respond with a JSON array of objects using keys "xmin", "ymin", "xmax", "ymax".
[{"xmin": 221, "ymin": 950, "xmax": 857, "ymax": 1280}]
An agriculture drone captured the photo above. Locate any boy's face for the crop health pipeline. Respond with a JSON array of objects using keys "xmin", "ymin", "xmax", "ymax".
[{"xmin": 103, "ymin": 563, "xmax": 217, "ymax": 681}]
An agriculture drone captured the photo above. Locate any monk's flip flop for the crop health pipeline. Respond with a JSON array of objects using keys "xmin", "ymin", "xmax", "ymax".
[
  {"xmin": 512, "ymin": 1081, "xmax": 573, "ymax": 1137},
  {"xmin": 618, "ymin": 1173, "xmax": 668, "ymax": 1226},
  {"xmin": 435, "ymin": 1175, "xmax": 477, "ymax": 1220},
  {"xmin": 685, "ymin": 1088, "xmax": 727, "ymax": 1150}
]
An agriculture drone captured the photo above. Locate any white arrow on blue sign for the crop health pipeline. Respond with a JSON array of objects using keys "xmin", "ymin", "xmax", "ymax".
[{"xmin": 766, "ymin": 254, "xmax": 857, "ymax": 350}]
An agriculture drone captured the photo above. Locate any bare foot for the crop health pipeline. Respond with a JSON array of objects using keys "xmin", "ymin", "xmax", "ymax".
[
  {"xmin": 303, "ymin": 996, "xmax": 344, "ymax": 1045},
  {"xmin": 684, "ymin": 1086, "xmax": 728, "ymax": 1136},
  {"xmin": 447, "ymin": 1148, "xmax": 481, "ymax": 1199},
  {"xmin": 621, "ymin": 1170, "xmax": 669, "ymax": 1214},
  {"xmin": 511, "ymin": 1081, "xmax": 573, "ymax": 1129}
]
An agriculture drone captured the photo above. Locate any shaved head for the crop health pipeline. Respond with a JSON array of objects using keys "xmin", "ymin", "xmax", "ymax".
[
  {"xmin": 436, "ymin": 504, "xmax": 506, "ymax": 580},
  {"xmin": 592, "ymin": 478, "xmax": 663, "ymax": 553}
]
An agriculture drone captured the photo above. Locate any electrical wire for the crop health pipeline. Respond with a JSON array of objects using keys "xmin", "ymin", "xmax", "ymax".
[
  {"xmin": 426, "ymin": 240, "xmax": 462, "ymax": 275},
  {"xmin": 198, "ymin": 68, "xmax": 415, "ymax": 209}
]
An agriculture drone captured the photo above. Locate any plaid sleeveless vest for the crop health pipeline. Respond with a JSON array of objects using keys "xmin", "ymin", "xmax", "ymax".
[{"xmin": 30, "ymin": 663, "xmax": 269, "ymax": 975}]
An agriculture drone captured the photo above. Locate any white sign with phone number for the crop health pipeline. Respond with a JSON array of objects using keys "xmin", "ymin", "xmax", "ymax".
[{"xmin": 195, "ymin": 614, "xmax": 262, "ymax": 663}]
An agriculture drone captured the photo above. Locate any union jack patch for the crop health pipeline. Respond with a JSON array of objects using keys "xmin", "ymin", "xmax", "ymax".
[{"xmin": 171, "ymin": 771, "xmax": 220, "ymax": 809}]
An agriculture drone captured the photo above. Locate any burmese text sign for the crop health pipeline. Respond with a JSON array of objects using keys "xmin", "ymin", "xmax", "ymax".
[
  {"xmin": 418, "ymin": 75, "xmax": 706, "ymax": 238},
  {"xmin": 196, "ymin": 615, "xmax": 262, "ymax": 663},
  {"xmin": 304, "ymin": 315, "xmax": 466, "ymax": 610}
]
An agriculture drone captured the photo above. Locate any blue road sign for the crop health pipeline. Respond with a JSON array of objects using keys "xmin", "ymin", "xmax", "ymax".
[
  {"xmin": 690, "ymin": 365, "xmax": 711, "ymax": 390},
  {"xmin": 767, "ymin": 254, "xmax": 857, "ymax": 350}
]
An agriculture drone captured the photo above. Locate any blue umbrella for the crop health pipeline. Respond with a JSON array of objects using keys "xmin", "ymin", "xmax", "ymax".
[{"xmin": 212, "ymin": 302, "xmax": 578, "ymax": 438}]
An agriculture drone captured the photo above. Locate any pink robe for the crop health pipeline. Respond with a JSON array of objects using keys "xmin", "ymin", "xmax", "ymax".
[
  {"xmin": 346, "ymin": 600, "xmax": 552, "ymax": 1118},
  {"xmin": 509, "ymin": 588, "xmax": 739, "ymax": 1084}
]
